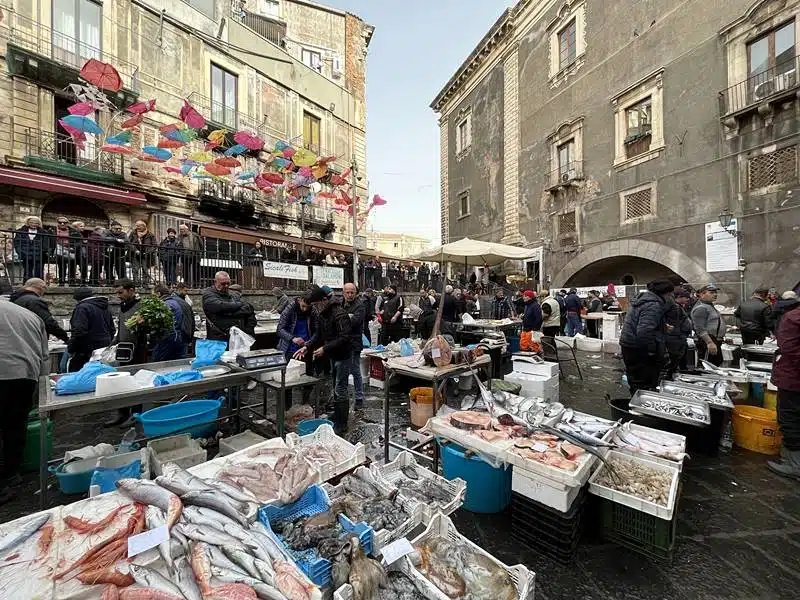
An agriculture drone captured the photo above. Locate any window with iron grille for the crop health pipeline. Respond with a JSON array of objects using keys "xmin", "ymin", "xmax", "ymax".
[
  {"xmin": 749, "ymin": 146, "xmax": 798, "ymax": 190},
  {"xmin": 623, "ymin": 187, "xmax": 655, "ymax": 221},
  {"xmin": 558, "ymin": 211, "xmax": 577, "ymax": 243}
]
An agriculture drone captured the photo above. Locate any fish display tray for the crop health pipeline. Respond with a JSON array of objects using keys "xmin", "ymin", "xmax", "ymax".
[
  {"xmin": 371, "ymin": 451, "xmax": 466, "ymax": 523},
  {"xmin": 629, "ymin": 390, "xmax": 711, "ymax": 427},
  {"xmin": 333, "ymin": 559, "xmax": 445, "ymax": 600},
  {"xmin": 218, "ymin": 429, "xmax": 268, "ymax": 456},
  {"xmin": 588, "ymin": 451, "xmax": 681, "ymax": 521},
  {"xmin": 147, "ymin": 433, "xmax": 207, "ymax": 477},
  {"xmin": 427, "ymin": 415, "xmax": 516, "ymax": 465},
  {"xmin": 285, "ymin": 423, "xmax": 366, "ymax": 482},
  {"xmin": 258, "ymin": 485, "xmax": 374, "ymax": 587},
  {"xmin": 658, "ymin": 380, "xmax": 734, "ymax": 409},
  {"xmin": 607, "ymin": 423, "xmax": 687, "ymax": 471},
  {"xmin": 408, "ymin": 513, "xmax": 536, "ymax": 600}
]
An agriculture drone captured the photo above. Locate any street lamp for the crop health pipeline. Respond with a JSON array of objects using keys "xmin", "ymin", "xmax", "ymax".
[{"xmin": 718, "ymin": 208, "xmax": 734, "ymax": 230}]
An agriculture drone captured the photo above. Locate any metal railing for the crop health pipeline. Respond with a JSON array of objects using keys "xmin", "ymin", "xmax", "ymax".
[
  {"xmin": 546, "ymin": 160, "xmax": 584, "ymax": 189},
  {"xmin": 229, "ymin": 1, "xmax": 287, "ymax": 47},
  {"xmin": 186, "ymin": 91, "xmax": 263, "ymax": 132},
  {"xmin": 719, "ymin": 55, "xmax": 799, "ymax": 115},
  {"xmin": 25, "ymin": 128, "xmax": 124, "ymax": 176},
  {"xmin": 7, "ymin": 12, "xmax": 140, "ymax": 92}
]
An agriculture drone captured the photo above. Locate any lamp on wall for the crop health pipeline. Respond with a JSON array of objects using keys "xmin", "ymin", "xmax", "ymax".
[{"xmin": 718, "ymin": 208, "xmax": 734, "ymax": 230}]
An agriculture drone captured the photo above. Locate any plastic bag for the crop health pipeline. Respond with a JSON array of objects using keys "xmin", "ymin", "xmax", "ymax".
[
  {"xmin": 520, "ymin": 331, "xmax": 541, "ymax": 353},
  {"xmin": 154, "ymin": 370, "xmax": 204, "ymax": 387},
  {"xmin": 461, "ymin": 313, "xmax": 475, "ymax": 324},
  {"xmin": 399, "ymin": 338, "xmax": 415, "ymax": 357},
  {"xmin": 362, "ymin": 334, "xmax": 370, "ymax": 349},
  {"xmin": 90, "ymin": 460, "xmax": 141, "ymax": 494},
  {"xmin": 191, "ymin": 339, "xmax": 227, "ymax": 369},
  {"xmin": 91, "ymin": 345, "xmax": 118, "ymax": 364},
  {"xmin": 55, "ymin": 361, "xmax": 116, "ymax": 395},
  {"xmin": 229, "ymin": 326, "xmax": 255, "ymax": 356}
]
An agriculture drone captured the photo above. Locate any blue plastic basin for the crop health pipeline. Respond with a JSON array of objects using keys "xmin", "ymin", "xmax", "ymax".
[
  {"xmin": 296, "ymin": 419, "xmax": 333, "ymax": 436},
  {"xmin": 49, "ymin": 463, "xmax": 95, "ymax": 495},
  {"xmin": 134, "ymin": 399, "xmax": 222, "ymax": 437},
  {"xmin": 441, "ymin": 441, "xmax": 512, "ymax": 514}
]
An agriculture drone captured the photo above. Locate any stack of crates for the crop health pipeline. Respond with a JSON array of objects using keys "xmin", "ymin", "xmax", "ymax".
[
  {"xmin": 368, "ymin": 356, "xmax": 386, "ymax": 389},
  {"xmin": 510, "ymin": 488, "xmax": 587, "ymax": 564}
]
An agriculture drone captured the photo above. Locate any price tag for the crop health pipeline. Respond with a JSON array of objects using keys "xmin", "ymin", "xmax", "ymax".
[
  {"xmin": 127, "ymin": 525, "xmax": 169, "ymax": 558},
  {"xmin": 380, "ymin": 537, "xmax": 414, "ymax": 566},
  {"xmin": 532, "ymin": 442, "xmax": 549, "ymax": 452},
  {"xmin": 431, "ymin": 348, "xmax": 441, "ymax": 358}
]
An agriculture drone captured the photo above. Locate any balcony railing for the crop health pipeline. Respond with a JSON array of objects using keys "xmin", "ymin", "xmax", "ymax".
[
  {"xmin": 546, "ymin": 160, "xmax": 584, "ymax": 190},
  {"xmin": 229, "ymin": 1, "xmax": 287, "ymax": 47},
  {"xmin": 24, "ymin": 128, "xmax": 124, "ymax": 181},
  {"xmin": 6, "ymin": 12, "xmax": 140, "ymax": 94},
  {"xmin": 719, "ymin": 55, "xmax": 799, "ymax": 116}
]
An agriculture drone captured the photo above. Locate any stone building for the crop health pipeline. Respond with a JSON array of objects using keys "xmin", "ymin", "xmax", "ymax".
[
  {"xmin": 365, "ymin": 230, "xmax": 432, "ymax": 259},
  {"xmin": 432, "ymin": 0, "xmax": 800, "ymax": 302},
  {"xmin": 0, "ymin": 0, "xmax": 373, "ymax": 285}
]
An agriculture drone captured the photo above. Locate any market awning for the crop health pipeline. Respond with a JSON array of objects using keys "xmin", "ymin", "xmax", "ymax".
[
  {"xmin": 412, "ymin": 237, "xmax": 538, "ymax": 266},
  {"xmin": 199, "ymin": 223, "xmax": 353, "ymax": 254},
  {"xmin": 0, "ymin": 167, "xmax": 147, "ymax": 206}
]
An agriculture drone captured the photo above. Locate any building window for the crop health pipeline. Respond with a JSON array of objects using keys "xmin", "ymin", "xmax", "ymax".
[
  {"xmin": 303, "ymin": 112, "xmax": 321, "ymax": 153},
  {"xmin": 458, "ymin": 191, "xmax": 470, "ymax": 218},
  {"xmin": 455, "ymin": 113, "xmax": 472, "ymax": 156},
  {"xmin": 547, "ymin": 117, "xmax": 584, "ymax": 188},
  {"xmin": 557, "ymin": 139, "xmax": 575, "ymax": 180},
  {"xmin": 749, "ymin": 145, "xmax": 798, "ymax": 190},
  {"xmin": 53, "ymin": 0, "xmax": 102, "ymax": 64},
  {"xmin": 748, "ymin": 21, "xmax": 795, "ymax": 80},
  {"xmin": 558, "ymin": 210, "xmax": 577, "ymax": 246},
  {"xmin": 183, "ymin": 0, "xmax": 216, "ymax": 19},
  {"xmin": 613, "ymin": 69, "xmax": 664, "ymax": 169},
  {"xmin": 261, "ymin": 0, "xmax": 281, "ymax": 18},
  {"xmin": 620, "ymin": 182, "xmax": 657, "ymax": 223},
  {"xmin": 211, "ymin": 64, "xmax": 238, "ymax": 128},
  {"xmin": 302, "ymin": 49, "xmax": 323, "ymax": 72},
  {"xmin": 558, "ymin": 19, "xmax": 577, "ymax": 70}
]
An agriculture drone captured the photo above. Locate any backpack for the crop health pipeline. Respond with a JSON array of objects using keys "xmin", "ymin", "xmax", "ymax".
[{"xmin": 171, "ymin": 295, "xmax": 195, "ymax": 344}]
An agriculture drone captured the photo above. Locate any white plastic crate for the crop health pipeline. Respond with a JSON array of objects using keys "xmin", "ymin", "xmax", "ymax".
[
  {"xmin": 369, "ymin": 377, "xmax": 385, "ymax": 389},
  {"xmin": 511, "ymin": 356, "xmax": 559, "ymax": 377},
  {"xmin": 372, "ymin": 451, "xmax": 465, "ymax": 523},
  {"xmin": 427, "ymin": 416, "xmax": 515, "ymax": 465},
  {"xmin": 333, "ymin": 557, "xmax": 444, "ymax": 600},
  {"xmin": 554, "ymin": 335, "xmax": 575, "ymax": 348},
  {"xmin": 409, "ymin": 513, "xmax": 535, "ymax": 600},
  {"xmin": 147, "ymin": 434, "xmax": 207, "ymax": 477},
  {"xmin": 607, "ymin": 423, "xmax": 687, "ymax": 471},
  {"xmin": 95, "ymin": 447, "xmax": 151, "ymax": 481},
  {"xmin": 219, "ymin": 430, "xmax": 267, "ymax": 457},
  {"xmin": 588, "ymin": 450, "xmax": 680, "ymax": 521},
  {"xmin": 576, "ymin": 336, "xmax": 603, "ymax": 352},
  {"xmin": 511, "ymin": 467, "xmax": 582, "ymax": 513},
  {"xmin": 286, "ymin": 423, "xmax": 366, "ymax": 482}
]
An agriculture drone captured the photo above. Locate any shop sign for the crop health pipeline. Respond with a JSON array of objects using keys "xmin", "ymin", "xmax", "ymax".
[
  {"xmin": 260, "ymin": 238, "xmax": 296, "ymax": 250},
  {"xmin": 263, "ymin": 261, "xmax": 309, "ymax": 280},
  {"xmin": 312, "ymin": 265, "xmax": 345, "ymax": 288}
]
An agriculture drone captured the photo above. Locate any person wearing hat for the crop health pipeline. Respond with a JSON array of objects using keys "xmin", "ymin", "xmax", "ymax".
[
  {"xmin": 521, "ymin": 290, "xmax": 542, "ymax": 333},
  {"xmin": 294, "ymin": 285, "xmax": 353, "ymax": 434},
  {"xmin": 690, "ymin": 284, "xmax": 727, "ymax": 366},
  {"xmin": 272, "ymin": 287, "xmax": 290, "ymax": 314},
  {"xmin": 620, "ymin": 279, "xmax": 674, "ymax": 395},
  {"xmin": 10, "ymin": 278, "xmax": 69, "ymax": 345},
  {"xmin": 734, "ymin": 286, "xmax": 775, "ymax": 345},
  {"xmin": 564, "ymin": 288, "xmax": 584, "ymax": 336},
  {"xmin": 774, "ymin": 291, "xmax": 800, "ymax": 331},
  {"xmin": 68, "ymin": 287, "xmax": 114, "ymax": 372},
  {"xmin": 380, "ymin": 284, "xmax": 405, "ymax": 344},
  {"xmin": 586, "ymin": 291, "xmax": 603, "ymax": 338},
  {"xmin": 663, "ymin": 289, "xmax": 693, "ymax": 378}
]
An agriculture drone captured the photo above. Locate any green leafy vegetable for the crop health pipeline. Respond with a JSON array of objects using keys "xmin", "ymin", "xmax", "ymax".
[{"xmin": 125, "ymin": 295, "xmax": 174, "ymax": 337}]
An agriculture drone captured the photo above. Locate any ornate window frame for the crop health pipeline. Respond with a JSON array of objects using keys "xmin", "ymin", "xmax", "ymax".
[
  {"xmin": 547, "ymin": 1, "xmax": 587, "ymax": 88},
  {"xmin": 612, "ymin": 68, "xmax": 665, "ymax": 170}
]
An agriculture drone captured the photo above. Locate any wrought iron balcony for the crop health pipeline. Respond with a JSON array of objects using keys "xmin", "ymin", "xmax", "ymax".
[
  {"xmin": 23, "ymin": 128, "xmax": 124, "ymax": 185},
  {"xmin": 719, "ymin": 56, "xmax": 799, "ymax": 117},
  {"xmin": 229, "ymin": 2, "xmax": 287, "ymax": 47},
  {"xmin": 6, "ymin": 13, "xmax": 140, "ymax": 107},
  {"xmin": 546, "ymin": 160, "xmax": 584, "ymax": 190},
  {"xmin": 198, "ymin": 179, "xmax": 257, "ymax": 223}
]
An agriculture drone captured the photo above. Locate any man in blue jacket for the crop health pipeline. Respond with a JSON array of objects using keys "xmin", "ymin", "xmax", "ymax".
[
  {"xmin": 521, "ymin": 290, "xmax": 543, "ymax": 333},
  {"xmin": 152, "ymin": 285, "xmax": 193, "ymax": 361},
  {"xmin": 564, "ymin": 288, "xmax": 584, "ymax": 336}
]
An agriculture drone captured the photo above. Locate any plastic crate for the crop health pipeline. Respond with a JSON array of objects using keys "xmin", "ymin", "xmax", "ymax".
[
  {"xmin": 511, "ymin": 467, "xmax": 582, "ymax": 513},
  {"xmin": 372, "ymin": 451, "xmax": 465, "ymax": 523},
  {"xmin": 409, "ymin": 513, "xmax": 535, "ymax": 600},
  {"xmin": 334, "ymin": 558, "xmax": 445, "ymax": 600},
  {"xmin": 511, "ymin": 520, "xmax": 581, "ymax": 565},
  {"xmin": 219, "ymin": 430, "xmax": 267, "ymax": 457},
  {"xmin": 147, "ymin": 434, "xmax": 207, "ymax": 477},
  {"xmin": 258, "ymin": 485, "xmax": 374, "ymax": 587},
  {"xmin": 96, "ymin": 447, "xmax": 151, "ymax": 481},
  {"xmin": 369, "ymin": 356, "xmax": 386, "ymax": 380},
  {"xmin": 285, "ymin": 423, "xmax": 366, "ymax": 482},
  {"xmin": 597, "ymin": 493, "xmax": 678, "ymax": 561},
  {"xmin": 511, "ymin": 491, "xmax": 585, "ymax": 564}
]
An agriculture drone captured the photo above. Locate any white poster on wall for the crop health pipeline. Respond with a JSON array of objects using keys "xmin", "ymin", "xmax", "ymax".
[
  {"xmin": 263, "ymin": 261, "xmax": 309, "ymax": 281},
  {"xmin": 705, "ymin": 219, "xmax": 739, "ymax": 272},
  {"xmin": 313, "ymin": 265, "xmax": 345, "ymax": 288}
]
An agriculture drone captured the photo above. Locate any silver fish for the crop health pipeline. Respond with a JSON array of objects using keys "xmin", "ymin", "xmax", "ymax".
[
  {"xmin": 182, "ymin": 505, "xmax": 240, "ymax": 530},
  {"xmin": 129, "ymin": 563, "xmax": 184, "ymax": 598},
  {"xmin": 145, "ymin": 506, "xmax": 173, "ymax": 574},
  {"xmin": 0, "ymin": 513, "xmax": 50, "ymax": 556},
  {"xmin": 202, "ymin": 477, "xmax": 258, "ymax": 504},
  {"xmin": 172, "ymin": 527, "xmax": 190, "ymax": 555},
  {"xmin": 222, "ymin": 544, "xmax": 263, "ymax": 580},
  {"xmin": 181, "ymin": 489, "xmax": 249, "ymax": 527},
  {"xmin": 116, "ymin": 479, "xmax": 182, "ymax": 529},
  {"xmin": 220, "ymin": 522, "xmax": 272, "ymax": 562},
  {"xmin": 174, "ymin": 555, "xmax": 204, "ymax": 600},
  {"xmin": 210, "ymin": 565, "xmax": 289, "ymax": 600},
  {"xmin": 554, "ymin": 422, "xmax": 614, "ymax": 447},
  {"xmin": 207, "ymin": 543, "xmax": 248, "ymax": 575},
  {"xmin": 175, "ymin": 522, "xmax": 247, "ymax": 548},
  {"xmin": 250, "ymin": 521, "xmax": 289, "ymax": 562}
]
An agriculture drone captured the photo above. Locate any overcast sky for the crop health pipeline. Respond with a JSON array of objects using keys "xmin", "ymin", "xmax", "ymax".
[{"xmin": 325, "ymin": 0, "xmax": 516, "ymax": 243}]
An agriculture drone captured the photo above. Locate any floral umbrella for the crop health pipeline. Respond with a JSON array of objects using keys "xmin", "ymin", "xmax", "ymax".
[
  {"xmin": 79, "ymin": 59, "xmax": 122, "ymax": 92},
  {"xmin": 233, "ymin": 130, "xmax": 264, "ymax": 151},
  {"xmin": 179, "ymin": 100, "xmax": 205, "ymax": 129}
]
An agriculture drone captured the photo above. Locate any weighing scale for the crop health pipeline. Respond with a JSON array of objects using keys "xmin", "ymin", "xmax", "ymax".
[{"xmin": 236, "ymin": 349, "xmax": 288, "ymax": 370}]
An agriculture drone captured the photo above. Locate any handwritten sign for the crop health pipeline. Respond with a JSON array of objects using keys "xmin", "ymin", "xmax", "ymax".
[
  {"xmin": 312, "ymin": 265, "xmax": 345, "ymax": 289},
  {"xmin": 263, "ymin": 261, "xmax": 309, "ymax": 281},
  {"xmin": 380, "ymin": 537, "xmax": 415, "ymax": 566},
  {"xmin": 127, "ymin": 524, "xmax": 169, "ymax": 558}
]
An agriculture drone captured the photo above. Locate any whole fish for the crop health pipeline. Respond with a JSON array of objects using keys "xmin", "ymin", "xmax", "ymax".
[
  {"xmin": 203, "ymin": 582, "xmax": 258, "ymax": 600},
  {"xmin": 554, "ymin": 422, "xmax": 614, "ymax": 447},
  {"xmin": 190, "ymin": 542, "xmax": 213, "ymax": 593},
  {"xmin": 181, "ymin": 490, "xmax": 249, "ymax": 527},
  {"xmin": 145, "ymin": 506, "xmax": 173, "ymax": 574},
  {"xmin": 183, "ymin": 505, "xmax": 240, "ymax": 530},
  {"xmin": 129, "ymin": 564, "xmax": 185, "ymax": 598},
  {"xmin": 172, "ymin": 527, "xmax": 190, "ymax": 555},
  {"xmin": 162, "ymin": 462, "xmax": 212, "ymax": 491},
  {"xmin": 249, "ymin": 522, "xmax": 289, "ymax": 562},
  {"xmin": 210, "ymin": 566, "xmax": 289, "ymax": 600},
  {"xmin": 116, "ymin": 479, "xmax": 182, "ymax": 529},
  {"xmin": 0, "ymin": 513, "xmax": 50, "ymax": 555},
  {"xmin": 222, "ymin": 545, "xmax": 265, "ymax": 581},
  {"xmin": 208, "ymin": 544, "xmax": 248, "ymax": 575},
  {"xmin": 175, "ymin": 522, "xmax": 246, "ymax": 548},
  {"xmin": 273, "ymin": 560, "xmax": 316, "ymax": 600},
  {"xmin": 219, "ymin": 522, "xmax": 272, "ymax": 562},
  {"xmin": 174, "ymin": 555, "xmax": 204, "ymax": 600},
  {"xmin": 203, "ymin": 477, "xmax": 258, "ymax": 504},
  {"xmin": 319, "ymin": 537, "xmax": 351, "ymax": 590}
]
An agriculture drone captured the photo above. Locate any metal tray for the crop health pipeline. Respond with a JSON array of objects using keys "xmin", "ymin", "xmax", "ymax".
[
  {"xmin": 658, "ymin": 380, "xmax": 734, "ymax": 409},
  {"xmin": 196, "ymin": 364, "xmax": 233, "ymax": 377},
  {"xmin": 629, "ymin": 390, "xmax": 711, "ymax": 427}
]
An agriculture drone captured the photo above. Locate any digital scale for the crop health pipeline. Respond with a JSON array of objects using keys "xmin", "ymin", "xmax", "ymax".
[{"xmin": 236, "ymin": 349, "xmax": 288, "ymax": 370}]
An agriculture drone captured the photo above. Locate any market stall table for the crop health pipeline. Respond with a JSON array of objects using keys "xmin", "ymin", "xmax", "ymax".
[
  {"xmin": 37, "ymin": 357, "xmax": 288, "ymax": 507},
  {"xmin": 382, "ymin": 353, "xmax": 492, "ymax": 469}
]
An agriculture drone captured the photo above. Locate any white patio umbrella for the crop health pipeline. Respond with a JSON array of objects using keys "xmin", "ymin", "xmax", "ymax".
[{"xmin": 412, "ymin": 237, "xmax": 538, "ymax": 266}]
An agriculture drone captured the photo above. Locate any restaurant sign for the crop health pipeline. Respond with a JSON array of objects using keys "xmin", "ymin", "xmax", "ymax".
[
  {"xmin": 260, "ymin": 238, "xmax": 296, "ymax": 250},
  {"xmin": 263, "ymin": 261, "xmax": 309, "ymax": 280}
]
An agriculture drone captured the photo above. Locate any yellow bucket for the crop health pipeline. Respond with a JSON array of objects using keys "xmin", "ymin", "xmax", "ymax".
[
  {"xmin": 731, "ymin": 405, "xmax": 782, "ymax": 455},
  {"xmin": 409, "ymin": 387, "xmax": 434, "ymax": 428},
  {"xmin": 764, "ymin": 383, "xmax": 778, "ymax": 411}
]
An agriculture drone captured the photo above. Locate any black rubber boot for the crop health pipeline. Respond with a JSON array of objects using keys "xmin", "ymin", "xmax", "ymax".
[{"xmin": 333, "ymin": 401, "xmax": 349, "ymax": 437}]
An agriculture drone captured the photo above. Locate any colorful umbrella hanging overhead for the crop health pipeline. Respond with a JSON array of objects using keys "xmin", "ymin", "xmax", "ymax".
[
  {"xmin": 79, "ymin": 59, "xmax": 122, "ymax": 92},
  {"xmin": 260, "ymin": 172, "xmax": 285, "ymax": 185},
  {"xmin": 179, "ymin": 100, "xmax": 205, "ymax": 129},
  {"xmin": 215, "ymin": 157, "xmax": 241, "ymax": 168},
  {"xmin": 142, "ymin": 146, "xmax": 172, "ymax": 161},
  {"xmin": 67, "ymin": 102, "xmax": 95, "ymax": 116},
  {"xmin": 233, "ymin": 130, "xmax": 264, "ymax": 151},
  {"xmin": 121, "ymin": 113, "xmax": 143, "ymax": 129},
  {"xmin": 105, "ymin": 131, "xmax": 133, "ymax": 145},
  {"xmin": 60, "ymin": 115, "xmax": 103, "ymax": 135},
  {"xmin": 157, "ymin": 139, "xmax": 186, "ymax": 149},
  {"xmin": 100, "ymin": 144, "xmax": 135, "ymax": 155},
  {"xmin": 138, "ymin": 153, "xmax": 168, "ymax": 163},
  {"xmin": 371, "ymin": 194, "xmax": 388, "ymax": 206},
  {"xmin": 126, "ymin": 99, "xmax": 156, "ymax": 114},
  {"xmin": 165, "ymin": 128, "xmax": 195, "ymax": 143},
  {"xmin": 224, "ymin": 144, "xmax": 249, "ymax": 156},
  {"xmin": 292, "ymin": 148, "xmax": 317, "ymax": 167}
]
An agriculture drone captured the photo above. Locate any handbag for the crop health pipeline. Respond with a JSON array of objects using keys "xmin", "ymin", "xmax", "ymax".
[{"xmin": 54, "ymin": 243, "xmax": 76, "ymax": 261}]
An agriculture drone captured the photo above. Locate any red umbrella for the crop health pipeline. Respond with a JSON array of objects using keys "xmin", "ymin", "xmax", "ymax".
[
  {"xmin": 127, "ymin": 99, "xmax": 156, "ymax": 114},
  {"xmin": 205, "ymin": 162, "xmax": 231, "ymax": 176},
  {"xmin": 68, "ymin": 102, "xmax": 95, "ymax": 116},
  {"xmin": 339, "ymin": 189, "xmax": 353, "ymax": 205},
  {"xmin": 233, "ymin": 131, "xmax": 264, "ymax": 151},
  {"xmin": 58, "ymin": 120, "xmax": 87, "ymax": 142},
  {"xmin": 160, "ymin": 123, "xmax": 181, "ymax": 134},
  {"xmin": 281, "ymin": 147, "xmax": 296, "ymax": 159},
  {"xmin": 100, "ymin": 144, "xmax": 134, "ymax": 155},
  {"xmin": 316, "ymin": 191, "xmax": 337, "ymax": 200},
  {"xmin": 215, "ymin": 157, "xmax": 241, "ymax": 168},
  {"xmin": 329, "ymin": 173, "xmax": 347, "ymax": 186},
  {"xmin": 163, "ymin": 166, "xmax": 184, "ymax": 174},
  {"xmin": 261, "ymin": 172, "xmax": 285, "ymax": 185},
  {"xmin": 157, "ymin": 139, "xmax": 186, "ymax": 149},
  {"xmin": 180, "ymin": 100, "xmax": 205, "ymax": 129},
  {"xmin": 254, "ymin": 174, "xmax": 275, "ymax": 192},
  {"xmin": 79, "ymin": 59, "xmax": 122, "ymax": 92},
  {"xmin": 204, "ymin": 141, "xmax": 220, "ymax": 151},
  {"xmin": 121, "ymin": 114, "xmax": 143, "ymax": 129},
  {"xmin": 137, "ymin": 153, "xmax": 167, "ymax": 163}
]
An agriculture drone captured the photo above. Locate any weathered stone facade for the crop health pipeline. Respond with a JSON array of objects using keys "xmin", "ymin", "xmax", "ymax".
[{"xmin": 432, "ymin": 0, "xmax": 800, "ymax": 302}]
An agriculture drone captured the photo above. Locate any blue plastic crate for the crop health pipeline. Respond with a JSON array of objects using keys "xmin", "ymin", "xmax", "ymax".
[{"xmin": 257, "ymin": 485, "xmax": 373, "ymax": 587}]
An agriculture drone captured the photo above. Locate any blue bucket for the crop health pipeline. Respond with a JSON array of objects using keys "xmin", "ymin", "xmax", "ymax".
[
  {"xmin": 134, "ymin": 399, "xmax": 222, "ymax": 437},
  {"xmin": 507, "ymin": 335, "xmax": 521, "ymax": 353},
  {"xmin": 296, "ymin": 419, "xmax": 333, "ymax": 436},
  {"xmin": 49, "ymin": 463, "xmax": 96, "ymax": 495},
  {"xmin": 440, "ymin": 441, "xmax": 512, "ymax": 513}
]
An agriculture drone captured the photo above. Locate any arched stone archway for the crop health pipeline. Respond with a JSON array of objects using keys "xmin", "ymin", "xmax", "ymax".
[
  {"xmin": 552, "ymin": 239, "xmax": 711, "ymax": 288},
  {"xmin": 41, "ymin": 196, "xmax": 109, "ymax": 228}
]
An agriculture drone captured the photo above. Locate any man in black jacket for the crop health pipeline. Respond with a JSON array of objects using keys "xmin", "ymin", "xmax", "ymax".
[
  {"xmin": 294, "ymin": 285, "xmax": 353, "ymax": 434},
  {"xmin": 362, "ymin": 289, "xmax": 376, "ymax": 342},
  {"xmin": 68, "ymin": 287, "xmax": 115, "ymax": 371},
  {"xmin": 10, "ymin": 278, "xmax": 69, "ymax": 344},
  {"xmin": 202, "ymin": 271, "xmax": 255, "ymax": 344},
  {"xmin": 619, "ymin": 279, "xmax": 674, "ymax": 396},
  {"xmin": 342, "ymin": 283, "xmax": 366, "ymax": 407},
  {"xmin": 663, "ymin": 291, "xmax": 693, "ymax": 379},
  {"xmin": 735, "ymin": 287, "xmax": 775, "ymax": 345}
]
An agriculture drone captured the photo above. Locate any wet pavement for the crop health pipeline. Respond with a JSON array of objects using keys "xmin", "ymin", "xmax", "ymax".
[{"xmin": 4, "ymin": 351, "xmax": 799, "ymax": 600}]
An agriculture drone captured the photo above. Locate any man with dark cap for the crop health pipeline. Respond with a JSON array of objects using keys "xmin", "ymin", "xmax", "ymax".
[
  {"xmin": 620, "ymin": 279, "xmax": 674, "ymax": 395},
  {"xmin": 663, "ymin": 289, "xmax": 693, "ymax": 378},
  {"xmin": 152, "ymin": 285, "xmax": 193, "ymax": 361},
  {"xmin": 691, "ymin": 284, "xmax": 727, "ymax": 366},
  {"xmin": 380, "ymin": 284, "xmax": 405, "ymax": 344},
  {"xmin": 734, "ymin": 286, "xmax": 775, "ymax": 345},
  {"xmin": 272, "ymin": 287, "xmax": 290, "ymax": 314},
  {"xmin": 564, "ymin": 287, "xmax": 584, "ymax": 336},
  {"xmin": 68, "ymin": 287, "xmax": 115, "ymax": 371},
  {"xmin": 10, "ymin": 278, "xmax": 69, "ymax": 344},
  {"xmin": 294, "ymin": 285, "xmax": 353, "ymax": 434}
]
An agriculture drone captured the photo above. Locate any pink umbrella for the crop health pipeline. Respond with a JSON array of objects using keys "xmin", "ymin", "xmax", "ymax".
[
  {"xmin": 180, "ymin": 100, "xmax": 205, "ymax": 129},
  {"xmin": 68, "ymin": 102, "xmax": 95, "ymax": 116},
  {"xmin": 127, "ymin": 99, "xmax": 156, "ymax": 114},
  {"xmin": 121, "ymin": 114, "xmax": 143, "ymax": 129},
  {"xmin": 79, "ymin": 59, "xmax": 122, "ymax": 92},
  {"xmin": 163, "ymin": 166, "xmax": 184, "ymax": 174},
  {"xmin": 100, "ymin": 144, "xmax": 135, "ymax": 155},
  {"xmin": 372, "ymin": 194, "xmax": 387, "ymax": 206},
  {"xmin": 254, "ymin": 174, "xmax": 275, "ymax": 193},
  {"xmin": 233, "ymin": 130, "xmax": 264, "ymax": 151},
  {"xmin": 58, "ymin": 120, "xmax": 87, "ymax": 142}
]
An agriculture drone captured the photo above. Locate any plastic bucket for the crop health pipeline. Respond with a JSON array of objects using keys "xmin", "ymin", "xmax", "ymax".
[
  {"xmin": 296, "ymin": 418, "xmax": 333, "ymax": 436},
  {"xmin": 764, "ymin": 383, "xmax": 778, "ymax": 411},
  {"xmin": 750, "ymin": 382, "xmax": 765, "ymax": 405},
  {"xmin": 409, "ymin": 387, "xmax": 434, "ymax": 428},
  {"xmin": 23, "ymin": 412, "xmax": 53, "ymax": 473},
  {"xmin": 731, "ymin": 405, "xmax": 782, "ymax": 455},
  {"xmin": 134, "ymin": 399, "xmax": 221, "ymax": 437},
  {"xmin": 49, "ymin": 462, "xmax": 95, "ymax": 495},
  {"xmin": 507, "ymin": 335, "xmax": 521, "ymax": 353},
  {"xmin": 440, "ymin": 441, "xmax": 512, "ymax": 513}
]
